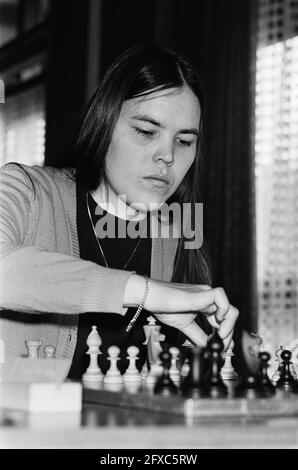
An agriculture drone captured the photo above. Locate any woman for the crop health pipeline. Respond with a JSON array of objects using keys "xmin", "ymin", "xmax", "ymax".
[{"xmin": 0, "ymin": 45, "xmax": 238, "ymax": 377}]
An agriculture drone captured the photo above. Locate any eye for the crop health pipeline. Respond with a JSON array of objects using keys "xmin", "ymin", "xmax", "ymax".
[
  {"xmin": 176, "ymin": 138, "xmax": 194, "ymax": 147},
  {"xmin": 134, "ymin": 127, "xmax": 155, "ymax": 137}
]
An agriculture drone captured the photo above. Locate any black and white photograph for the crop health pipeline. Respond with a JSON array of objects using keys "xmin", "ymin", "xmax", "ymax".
[{"xmin": 0, "ymin": 0, "xmax": 297, "ymax": 457}]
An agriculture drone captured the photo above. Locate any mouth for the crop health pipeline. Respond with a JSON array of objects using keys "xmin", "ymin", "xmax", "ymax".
[{"xmin": 143, "ymin": 174, "xmax": 171, "ymax": 186}]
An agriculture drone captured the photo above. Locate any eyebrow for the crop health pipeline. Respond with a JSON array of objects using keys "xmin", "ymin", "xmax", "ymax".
[{"xmin": 131, "ymin": 114, "xmax": 200, "ymax": 136}]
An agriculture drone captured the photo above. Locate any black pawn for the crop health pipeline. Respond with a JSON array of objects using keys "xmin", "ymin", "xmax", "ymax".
[
  {"xmin": 154, "ymin": 350, "xmax": 178, "ymax": 396},
  {"xmin": 180, "ymin": 346, "xmax": 204, "ymax": 398},
  {"xmin": 235, "ymin": 374, "xmax": 263, "ymax": 399},
  {"xmin": 276, "ymin": 350, "xmax": 298, "ymax": 393},
  {"xmin": 256, "ymin": 351, "xmax": 275, "ymax": 397},
  {"xmin": 202, "ymin": 330, "xmax": 228, "ymax": 398}
]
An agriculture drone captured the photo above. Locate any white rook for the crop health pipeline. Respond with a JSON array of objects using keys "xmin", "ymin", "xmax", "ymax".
[{"xmin": 25, "ymin": 340, "xmax": 42, "ymax": 359}]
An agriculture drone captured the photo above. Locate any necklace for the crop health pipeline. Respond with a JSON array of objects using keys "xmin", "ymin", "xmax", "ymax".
[{"xmin": 86, "ymin": 192, "xmax": 146, "ymax": 270}]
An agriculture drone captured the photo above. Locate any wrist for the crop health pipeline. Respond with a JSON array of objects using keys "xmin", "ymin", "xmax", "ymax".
[
  {"xmin": 125, "ymin": 275, "xmax": 149, "ymax": 332},
  {"xmin": 123, "ymin": 273, "xmax": 147, "ymax": 307}
]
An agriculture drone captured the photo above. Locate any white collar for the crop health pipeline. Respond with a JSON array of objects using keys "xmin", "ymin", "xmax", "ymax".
[{"xmin": 90, "ymin": 185, "xmax": 147, "ymax": 222}]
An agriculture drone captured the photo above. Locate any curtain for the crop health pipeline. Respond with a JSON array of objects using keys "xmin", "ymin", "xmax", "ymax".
[{"xmin": 155, "ymin": 0, "xmax": 258, "ymax": 368}]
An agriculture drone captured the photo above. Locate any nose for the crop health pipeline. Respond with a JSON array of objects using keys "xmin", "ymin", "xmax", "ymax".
[{"xmin": 152, "ymin": 140, "xmax": 174, "ymax": 166}]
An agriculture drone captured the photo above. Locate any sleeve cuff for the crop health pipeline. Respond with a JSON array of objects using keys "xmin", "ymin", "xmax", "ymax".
[{"xmin": 79, "ymin": 267, "xmax": 136, "ymax": 316}]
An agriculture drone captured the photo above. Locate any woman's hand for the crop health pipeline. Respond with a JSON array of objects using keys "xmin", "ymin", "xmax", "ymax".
[{"xmin": 124, "ymin": 275, "xmax": 239, "ymax": 349}]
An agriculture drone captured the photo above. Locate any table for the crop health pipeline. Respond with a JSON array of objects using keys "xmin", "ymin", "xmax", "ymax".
[{"xmin": 1, "ymin": 392, "xmax": 298, "ymax": 449}]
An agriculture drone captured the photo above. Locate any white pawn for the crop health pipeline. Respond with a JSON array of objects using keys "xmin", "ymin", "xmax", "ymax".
[
  {"xmin": 220, "ymin": 340, "xmax": 238, "ymax": 380},
  {"xmin": 123, "ymin": 346, "xmax": 142, "ymax": 382},
  {"xmin": 44, "ymin": 345, "xmax": 56, "ymax": 359},
  {"xmin": 169, "ymin": 347, "xmax": 180, "ymax": 384},
  {"xmin": 25, "ymin": 340, "xmax": 42, "ymax": 358},
  {"xmin": 103, "ymin": 345, "xmax": 123, "ymax": 384},
  {"xmin": 181, "ymin": 339, "xmax": 195, "ymax": 379},
  {"xmin": 83, "ymin": 325, "xmax": 103, "ymax": 383}
]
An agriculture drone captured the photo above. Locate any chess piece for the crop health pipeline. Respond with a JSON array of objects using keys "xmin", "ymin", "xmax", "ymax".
[
  {"xmin": 291, "ymin": 351, "xmax": 298, "ymax": 380},
  {"xmin": 44, "ymin": 345, "xmax": 56, "ymax": 359},
  {"xmin": 25, "ymin": 340, "xmax": 42, "ymax": 358},
  {"xmin": 202, "ymin": 330, "xmax": 228, "ymax": 398},
  {"xmin": 143, "ymin": 316, "xmax": 157, "ymax": 345},
  {"xmin": 180, "ymin": 339, "xmax": 196, "ymax": 379},
  {"xmin": 103, "ymin": 345, "xmax": 123, "ymax": 384},
  {"xmin": 182, "ymin": 339, "xmax": 195, "ymax": 348},
  {"xmin": 123, "ymin": 346, "xmax": 142, "ymax": 382},
  {"xmin": 220, "ymin": 340, "xmax": 238, "ymax": 380},
  {"xmin": 140, "ymin": 361, "xmax": 148, "ymax": 380},
  {"xmin": 290, "ymin": 360, "xmax": 297, "ymax": 381},
  {"xmin": 275, "ymin": 350, "xmax": 298, "ymax": 393},
  {"xmin": 256, "ymin": 351, "xmax": 275, "ymax": 397},
  {"xmin": 235, "ymin": 374, "xmax": 263, "ymax": 399},
  {"xmin": 154, "ymin": 350, "xmax": 178, "ymax": 396},
  {"xmin": 124, "ymin": 380, "xmax": 142, "ymax": 394},
  {"xmin": 83, "ymin": 325, "xmax": 103, "ymax": 383},
  {"xmin": 180, "ymin": 357, "xmax": 190, "ymax": 379},
  {"xmin": 180, "ymin": 346, "xmax": 204, "ymax": 398},
  {"xmin": 241, "ymin": 330, "xmax": 263, "ymax": 374},
  {"xmin": 284, "ymin": 339, "xmax": 298, "ymax": 380},
  {"xmin": 271, "ymin": 345, "xmax": 284, "ymax": 383},
  {"xmin": 144, "ymin": 318, "xmax": 165, "ymax": 366},
  {"xmin": 169, "ymin": 347, "xmax": 180, "ymax": 385},
  {"xmin": 145, "ymin": 361, "xmax": 163, "ymax": 386}
]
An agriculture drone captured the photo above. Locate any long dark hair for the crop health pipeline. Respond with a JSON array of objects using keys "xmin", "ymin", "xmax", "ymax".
[{"xmin": 58, "ymin": 44, "xmax": 212, "ymax": 293}]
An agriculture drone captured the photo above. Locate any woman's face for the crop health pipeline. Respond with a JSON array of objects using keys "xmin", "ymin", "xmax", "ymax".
[{"xmin": 104, "ymin": 85, "xmax": 201, "ymax": 212}]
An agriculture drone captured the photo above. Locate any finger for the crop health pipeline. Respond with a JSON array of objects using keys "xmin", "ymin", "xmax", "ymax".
[
  {"xmin": 154, "ymin": 312, "xmax": 196, "ymax": 329},
  {"xmin": 205, "ymin": 312, "xmax": 221, "ymax": 328},
  {"xmin": 221, "ymin": 330, "xmax": 234, "ymax": 352},
  {"xmin": 200, "ymin": 306, "xmax": 217, "ymax": 314},
  {"xmin": 189, "ymin": 288, "xmax": 223, "ymax": 313},
  {"xmin": 218, "ymin": 305, "xmax": 239, "ymax": 340},
  {"xmin": 213, "ymin": 287, "xmax": 230, "ymax": 323},
  {"xmin": 180, "ymin": 321, "xmax": 208, "ymax": 347},
  {"xmin": 204, "ymin": 326, "xmax": 234, "ymax": 353}
]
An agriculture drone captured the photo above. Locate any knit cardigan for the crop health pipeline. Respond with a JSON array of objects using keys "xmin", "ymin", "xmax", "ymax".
[{"xmin": 0, "ymin": 163, "xmax": 178, "ymax": 367}]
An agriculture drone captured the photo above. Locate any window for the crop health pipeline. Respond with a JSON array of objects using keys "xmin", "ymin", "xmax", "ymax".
[
  {"xmin": 255, "ymin": 0, "xmax": 298, "ymax": 354},
  {"xmin": 0, "ymin": 0, "xmax": 50, "ymax": 47},
  {"xmin": 0, "ymin": 83, "xmax": 45, "ymax": 166},
  {"xmin": 0, "ymin": 0, "xmax": 19, "ymax": 47},
  {"xmin": 0, "ymin": 0, "xmax": 49, "ymax": 166}
]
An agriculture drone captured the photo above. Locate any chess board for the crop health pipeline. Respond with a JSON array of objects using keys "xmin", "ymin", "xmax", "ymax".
[
  {"xmin": 2, "ymin": 328, "xmax": 297, "ymax": 420},
  {"xmin": 83, "ymin": 381, "xmax": 298, "ymax": 419}
]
